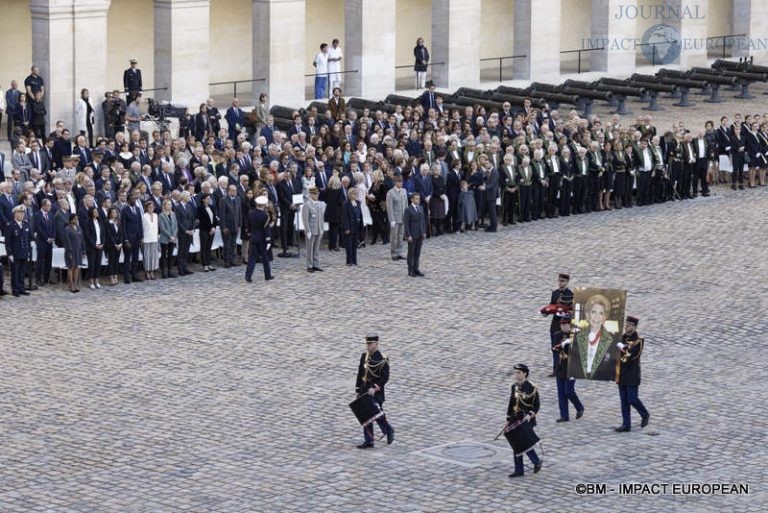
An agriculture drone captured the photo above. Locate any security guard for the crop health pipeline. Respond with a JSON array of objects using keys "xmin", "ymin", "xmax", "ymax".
[
  {"xmin": 615, "ymin": 316, "xmax": 650, "ymax": 432},
  {"xmin": 553, "ymin": 314, "xmax": 584, "ymax": 422},
  {"xmin": 355, "ymin": 334, "xmax": 395, "ymax": 449},
  {"xmin": 6, "ymin": 205, "xmax": 32, "ymax": 296}
]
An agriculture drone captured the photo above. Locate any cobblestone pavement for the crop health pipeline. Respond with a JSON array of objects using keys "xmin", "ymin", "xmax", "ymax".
[{"xmin": 1, "ymin": 183, "xmax": 766, "ymax": 513}]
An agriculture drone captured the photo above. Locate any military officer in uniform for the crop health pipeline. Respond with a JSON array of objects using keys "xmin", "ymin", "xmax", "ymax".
[
  {"xmin": 244, "ymin": 196, "xmax": 274, "ymax": 282},
  {"xmin": 301, "ymin": 187, "xmax": 326, "ymax": 272},
  {"xmin": 505, "ymin": 363, "xmax": 542, "ymax": 477},
  {"xmin": 355, "ymin": 334, "xmax": 395, "ymax": 449},
  {"xmin": 123, "ymin": 59, "xmax": 143, "ymax": 104},
  {"xmin": 6, "ymin": 205, "xmax": 32, "ymax": 296},
  {"xmin": 541, "ymin": 273, "xmax": 572, "ymax": 376},
  {"xmin": 615, "ymin": 315, "xmax": 650, "ymax": 432},
  {"xmin": 552, "ymin": 314, "xmax": 584, "ymax": 422}
]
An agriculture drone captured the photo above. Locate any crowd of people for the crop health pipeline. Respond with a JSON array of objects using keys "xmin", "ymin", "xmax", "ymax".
[{"xmin": 1, "ymin": 60, "xmax": 767, "ymax": 296}]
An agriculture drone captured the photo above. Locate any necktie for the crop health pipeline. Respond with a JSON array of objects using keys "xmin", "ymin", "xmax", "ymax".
[{"xmin": 288, "ymin": 180, "xmax": 293, "ymax": 192}]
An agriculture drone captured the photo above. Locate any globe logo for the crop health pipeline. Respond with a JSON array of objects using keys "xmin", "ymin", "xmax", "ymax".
[{"xmin": 641, "ymin": 24, "xmax": 681, "ymax": 65}]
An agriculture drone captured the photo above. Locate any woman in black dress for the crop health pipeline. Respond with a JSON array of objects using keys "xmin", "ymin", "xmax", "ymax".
[
  {"xmin": 82, "ymin": 206, "xmax": 105, "ymax": 290},
  {"xmin": 104, "ymin": 207, "xmax": 123, "ymax": 286},
  {"xmin": 63, "ymin": 214, "xmax": 85, "ymax": 293},
  {"xmin": 324, "ymin": 175, "xmax": 344, "ymax": 252},
  {"xmin": 197, "ymin": 193, "xmax": 219, "ymax": 271},
  {"xmin": 413, "ymin": 37, "xmax": 429, "ymax": 89}
]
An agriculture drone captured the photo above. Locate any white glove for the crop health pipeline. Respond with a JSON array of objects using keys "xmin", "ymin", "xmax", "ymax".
[
  {"xmin": 390, "ymin": 222, "xmax": 396, "ymax": 228},
  {"xmin": 562, "ymin": 339, "xmax": 570, "ymax": 347},
  {"xmin": 617, "ymin": 342, "xmax": 626, "ymax": 350},
  {"xmin": 266, "ymin": 243, "xmax": 271, "ymax": 250}
]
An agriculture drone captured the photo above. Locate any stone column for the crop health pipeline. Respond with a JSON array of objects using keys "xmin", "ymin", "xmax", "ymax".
[
  {"xmin": 732, "ymin": 0, "xmax": 768, "ymax": 61},
  {"xmin": 74, "ymin": 0, "xmax": 111, "ymax": 137},
  {"xmin": 154, "ymin": 0, "xmax": 211, "ymax": 107},
  {"xmin": 431, "ymin": 0, "xmax": 481, "ymax": 89},
  {"xmin": 667, "ymin": 0, "xmax": 709, "ymax": 68},
  {"xmin": 30, "ymin": 0, "xmax": 73, "ymax": 134},
  {"xmin": 344, "ymin": 0, "xmax": 396, "ymax": 100},
  {"xmin": 253, "ymin": 0, "xmax": 305, "ymax": 107},
  {"xmin": 591, "ymin": 0, "xmax": 636, "ymax": 75},
  {"xmin": 513, "ymin": 0, "xmax": 561, "ymax": 82}
]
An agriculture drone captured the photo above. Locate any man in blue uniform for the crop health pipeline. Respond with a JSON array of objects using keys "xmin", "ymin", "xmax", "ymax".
[
  {"xmin": 541, "ymin": 273, "xmax": 573, "ymax": 376},
  {"xmin": 615, "ymin": 315, "xmax": 650, "ymax": 432},
  {"xmin": 245, "ymin": 196, "xmax": 274, "ymax": 282},
  {"xmin": 553, "ymin": 314, "xmax": 584, "ymax": 422},
  {"xmin": 6, "ymin": 205, "xmax": 32, "ymax": 296}
]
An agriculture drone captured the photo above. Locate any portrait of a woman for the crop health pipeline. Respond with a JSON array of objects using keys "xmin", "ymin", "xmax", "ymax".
[{"xmin": 569, "ymin": 293, "xmax": 620, "ymax": 381}]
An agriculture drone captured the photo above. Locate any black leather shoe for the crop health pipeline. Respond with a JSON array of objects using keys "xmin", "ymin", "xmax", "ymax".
[
  {"xmin": 245, "ymin": 277, "xmax": 252, "ymax": 282},
  {"xmin": 265, "ymin": 275, "xmax": 275, "ymax": 281},
  {"xmin": 534, "ymin": 462, "xmax": 542, "ymax": 473},
  {"xmin": 576, "ymin": 410, "xmax": 584, "ymax": 419},
  {"xmin": 508, "ymin": 472, "xmax": 523, "ymax": 478},
  {"xmin": 614, "ymin": 425, "xmax": 631, "ymax": 432},
  {"xmin": 641, "ymin": 415, "xmax": 650, "ymax": 428},
  {"xmin": 307, "ymin": 268, "xmax": 315, "ymax": 273},
  {"xmin": 387, "ymin": 427, "xmax": 395, "ymax": 445},
  {"xmin": 313, "ymin": 267, "xmax": 324, "ymax": 272},
  {"xmin": 415, "ymin": 271, "xmax": 425, "ymax": 277},
  {"xmin": 556, "ymin": 418, "xmax": 569, "ymax": 423},
  {"xmin": 356, "ymin": 442, "xmax": 374, "ymax": 449},
  {"xmin": 20, "ymin": 291, "xmax": 30, "ymax": 296},
  {"xmin": 408, "ymin": 272, "xmax": 416, "ymax": 277}
]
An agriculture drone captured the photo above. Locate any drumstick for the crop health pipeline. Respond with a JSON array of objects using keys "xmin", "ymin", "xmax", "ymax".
[{"xmin": 493, "ymin": 424, "xmax": 507, "ymax": 441}]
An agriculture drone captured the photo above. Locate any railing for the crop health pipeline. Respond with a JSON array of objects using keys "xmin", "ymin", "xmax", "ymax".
[
  {"xmin": 706, "ymin": 33, "xmax": 747, "ymax": 59},
  {"xmin": 479, "ymin": 55, "xmax": 527, "ymax": 82},
  {"xmin": 304, "ymin": 69, "xmax": 359, "ymax": 99},
  {"xmin": 112, "ymin": 86, "xmax": 168, "ymax": 99},
  {"xmin": 559, "ymin": 47, "xmax": 605, "ymax": 74},
  {"xmin": 208, "ymin": 78, "xmax": 266, "ymax": 100},
  {"xmin": 394, "ymin": 61, "xmax": 444, "ymax": 91}
]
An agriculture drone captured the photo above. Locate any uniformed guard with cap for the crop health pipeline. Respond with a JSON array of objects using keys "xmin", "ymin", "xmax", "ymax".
[
  {"xmin": 541, "ymin": 273, "xmax": 573, "ymax": 376},
  {"xmin": 6, "ymin": 205, "xmax": 32, "ymax": 296},
  {"xmin": 553, "ymin": 313, "xmax": 585, "ymax": 422},
  {"xmin": 355, "ymin": 334, "xmax": 395, "ymax": 449},
  {"xmin": 245, "ymin": 195, "xmax": 274, "ymax": 282},
  {"xmin": 505, "ymin": 363, "xmax": 542, "ymax": 477},
  {"xmin": 614, "ymin": 315, "xmax": 650, "ymax": 432}
]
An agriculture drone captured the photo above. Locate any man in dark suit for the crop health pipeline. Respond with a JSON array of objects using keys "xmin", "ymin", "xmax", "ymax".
[
  {"xmin": 175, "ymin": 192, "xmax": 196, "ymax": 276},
  {"xmin": 277, "ymin": 170, "xmax": 299, "ymax": 256},
  {"xmin": 260, "ymin": 116, "xmax": 275, "ymax": 145},
  {"xmin": 419, "ymin": 81, "xmax": 438, "ymax": 112},
  {"xmin": 6, "ymin": 205, "xmax": 32, "ymax": 296},
  {"xmin": 28, "ymin": 138, "xmax": 51, "ymax": 177},
  {"xmin": 218, "ymin": 185, "xmax": 242, "ymax": 267},
  {"xmin": 244, "ymin": 196, "xmax": 273, "ymax": 281},
  {"xmin": 121, "ymin": 191, "xmax": 144, "ymax": 283},
  {"xmin": 35, "ymin": 198, "xmax": 55, "ymax": 286},
  {"xmin": 226, "ymin": 98, "xmax": 246, "ymax": 141},
  {"xmin": 445, "ymin": 158, "xmax": 462, "ymax": 233},
  {"xmin": 73, "ymin": 135, "xmax": 92, "ymax": 170},
  {"xmin": 0, "ymin": 182, "xmax": 16, "ymax": 236},
  {"xmin": 123, "ymin": 59, "xmax": 143, "ymax": 103},
  {"xmin": 483, "ymin": 160, "xmax": 499, "ymax": 232},
  {"xmin": 403, "ymin": 192, "xmax": 427, "ymax": 277}
]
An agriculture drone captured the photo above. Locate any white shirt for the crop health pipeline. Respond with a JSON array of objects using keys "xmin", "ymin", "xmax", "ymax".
[
  {"xmin": 93, "ymin": 219, "xmax": 102, "ymax": 245},
  {"xmin": 314, "ymin": 52, "xmax": 329, "ymax": 74},
  {"xmin": 697, "ymin": 139, "xmax": 706, "ymax": 158},
  {"xmin": 642, "ymin": 149, "xmax": 652, "ymax": 171},
  {"xmin": 327, "ymin": 46, "xmax": 343, "ymax": 73},
  {"xmin": 586, "ymin": 331, "xmax": 600, "ymax": 373},
  {"xmin": 142, "ymin": 212, "xmax": 159, "ymax": 242}
]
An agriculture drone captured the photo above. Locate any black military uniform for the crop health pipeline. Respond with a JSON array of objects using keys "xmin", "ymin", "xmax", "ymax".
[
  {"xmin": 355, "ymin": 334, "xmax": 394, "ymax": 448},
  {"xmin": 505, "ymin": 364, "xmax": 542, "ymax": 477},
  {"xmin": 554, "ymin": 315, "xmax": 584, "ymax": 422},
  {"xmin": 615, "ymin": 316, "xmax": 649, "ymax": 432},
  {"xmin": 123, "ymin": 60, "xmax": 143, "ymax": 103},
  {"xmin": 541, "ymin": 273, "xmax": 573, "ymax": 375}
]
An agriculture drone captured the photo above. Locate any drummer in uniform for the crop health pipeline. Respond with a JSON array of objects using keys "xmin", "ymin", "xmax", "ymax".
[
  {"xmin": 505, "ymin": 363, "xmax": 542, "ymax": 477},
  {"xmin": 614, "ymin": 316, "xmax": 650, "ymax": 432},
  {"xmin": 552, "ymin": 313, "xmax": 585, "ymax": 422},
  {"xmin": 355, "ymin": 334, "xmax": 395, "ymax": 449}
]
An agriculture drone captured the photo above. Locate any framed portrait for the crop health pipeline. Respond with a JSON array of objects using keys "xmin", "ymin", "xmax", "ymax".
[{"xmin": 567, "ymin": 287, "xmax": 627, "ymax": 381}]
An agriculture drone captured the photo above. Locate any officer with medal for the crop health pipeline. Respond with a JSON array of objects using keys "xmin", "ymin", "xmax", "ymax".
[
  {"xmin": 505, "ymin": 363, "xmax": 542, "ymax": 477},
  {"xmin": 552, "ymin": 313, "xmax": 585, "ymax": 422},
  {"xmin": 355, "ymin": 334, "xmax": 395, "ymax": 449},
  {"xmin": 614, "ymin": 315, "xmax": 650, "ymax": 432}
]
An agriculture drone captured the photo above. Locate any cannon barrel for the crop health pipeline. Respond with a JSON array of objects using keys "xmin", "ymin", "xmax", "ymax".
[
  {"xmin": 598, "ymin": 77, "xmax": 629, "ymax": 86},
  {"xmin": 686, "ymin": 70, "xmax": 739, "ymax": 86},
  {"xmin": 454, "ymin": 87, "xmax": 490, "ymax": 99},
  {"xmin": 562, "ymin": 79, "xmax": 597, "ymax": 90},
  {"xmin": 495, "ymin": 85, "xmax": 532, "ymax": 97},
  {"xmin": 527, "ymin": 89, "xmax": 581, "ymax": 106},
  {"xmin": 595, "ymin": 82, "xmax": 647, "ymax": 97},
  {"xmin": 270, "ymin": 105, "xmax": 301, "ymax": 120},
  {"xmin": 558, "ymin": 86, "xmax": 613, "ymax": 101},
  {"xmin": 712, "ymin": 59, "xmax": 749, "ymax": 72},
  {"xmin": 657, "ymin": 77, "xmax": 709, "ymax": 89},
  {"xmin": 384, "ymin": 94, "xmax": 418, "ymax": 107},
  {"xmin": 347, "ymin": 97, "xmax": 383, "ymax": 111},
  {"xmin": 657, "ymin": 68, "xmax": 688, "ymax": 78},
  {"xmin": 715, "ymin": 69, "xmax": 768, "ymax": 82},
  {"xmin": 529, "ymin": 82, "xmax": 560, "ymax": 93},
  {"xmin": 448, "ymin": 95, "xmax": 508, "ymax": 112},
  {"xmin": 626, "ymin": 77, "xmax": 678, "ymax": 94},
  {"xmin": 307, "ymin": 101, "xmax": 329, "ymax": 114}
]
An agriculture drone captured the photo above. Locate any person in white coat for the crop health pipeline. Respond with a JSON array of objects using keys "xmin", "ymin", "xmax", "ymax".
[{"xmin": 74, "ymin": 88, "xmax": 95, "ymax": 147}]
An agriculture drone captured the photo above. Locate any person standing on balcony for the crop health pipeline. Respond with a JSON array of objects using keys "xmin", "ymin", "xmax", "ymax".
[
  {"xmin": 313, "ymin": 43, "xmax": 329, "ymax": 100},
  {"xmin": 414, "ymin": 38, "xmax": 429, "ymax": 89}
]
